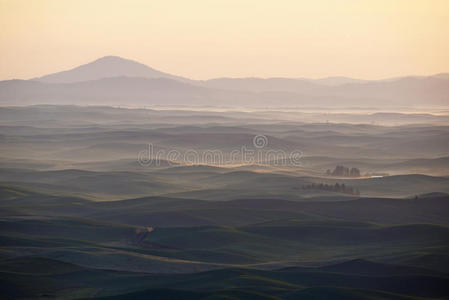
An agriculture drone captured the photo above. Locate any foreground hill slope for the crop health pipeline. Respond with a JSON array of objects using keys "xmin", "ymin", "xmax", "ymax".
[{"xmin": 1, "ymin": 256, "xmax": 449, "ymax": 300}]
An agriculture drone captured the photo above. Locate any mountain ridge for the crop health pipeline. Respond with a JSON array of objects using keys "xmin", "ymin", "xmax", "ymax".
[
  {"xmin": 34, "ymin": 55, "xmax": 192, "ymax": 84},
  {"xmin": 1, "ymin": 56, "xmax": 448, "ymax": 108},
  {"xmin": 32, "ymin": 55, "xmax": 449, "ymax": 85}
]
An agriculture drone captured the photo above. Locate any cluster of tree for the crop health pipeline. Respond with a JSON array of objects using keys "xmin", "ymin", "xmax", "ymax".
[
  {"xmin": 326, "ymin": 165, "xmax": 361, "ymax": 177},
  {"xmin": 301, "ymin": 183, "xmax": 360, "ymax": 195}
]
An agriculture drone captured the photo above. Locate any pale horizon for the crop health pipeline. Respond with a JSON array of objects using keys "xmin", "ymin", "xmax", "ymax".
[
  {"xmin": 1, "ymin": 0, "xmax": 448, "ymax": 81},
  {"xmin": 11, "ymin": 54, "xmax": 449, "ymax": 82}
]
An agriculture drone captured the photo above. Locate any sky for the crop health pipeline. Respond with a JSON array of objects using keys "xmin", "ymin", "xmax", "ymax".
[{"xmin": 0, "ymin": 0, "xmax": 448, "ymax": 80}]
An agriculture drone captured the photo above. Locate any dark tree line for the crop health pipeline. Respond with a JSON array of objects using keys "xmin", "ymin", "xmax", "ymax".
[
  {"xmin": 301, "ymin": 183, "xmax": 360, "ymax": 195},
  {"xmin": 326, "ymin": 165, "xmax": 361, "ymax": 177}
]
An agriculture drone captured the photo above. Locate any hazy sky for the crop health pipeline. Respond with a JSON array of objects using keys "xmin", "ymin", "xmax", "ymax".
[{"xmin": 0, "ymin": 0, "xmax": 448, "ymax": 80}]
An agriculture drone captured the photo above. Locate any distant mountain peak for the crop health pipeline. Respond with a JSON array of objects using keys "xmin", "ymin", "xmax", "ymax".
[
  {"xmin": 96, "ymin": 55, "xmax": 124, "ymax": 60},
  {"xmin": 34, "ymin": 56, "xmax": 189, "ymax": 84},
  {"xmin": 91, "ymin": 55, "xmax": 142, "ymax": 64}
]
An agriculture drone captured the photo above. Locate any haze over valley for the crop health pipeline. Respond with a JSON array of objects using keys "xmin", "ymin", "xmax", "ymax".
[
  {"xmin": 1, "ymin": 95, "xmax": 449, "ymax": 299},
  {"xmin": 1, "ymin": 1, "xmax": 449, "ymax": 299}
]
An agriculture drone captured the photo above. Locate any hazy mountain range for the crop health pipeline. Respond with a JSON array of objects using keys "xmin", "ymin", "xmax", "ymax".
[{"xmin": 1, "ymin": 55, "xmax": 448, "ymax": 107}]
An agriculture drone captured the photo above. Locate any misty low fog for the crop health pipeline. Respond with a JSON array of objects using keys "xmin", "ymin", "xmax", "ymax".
[{"xmin": 1, "ymin": 51, "xmax": 449, "ymax": 300}]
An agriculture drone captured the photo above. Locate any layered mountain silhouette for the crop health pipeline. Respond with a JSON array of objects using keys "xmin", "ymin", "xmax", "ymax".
[
  {"xmin": 35, "ymin": 56, "xmax": 191, "ymax": 83},
  {"xmin": 1, "ymin": 56, "xmax": 448, "ymax": 107}
]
